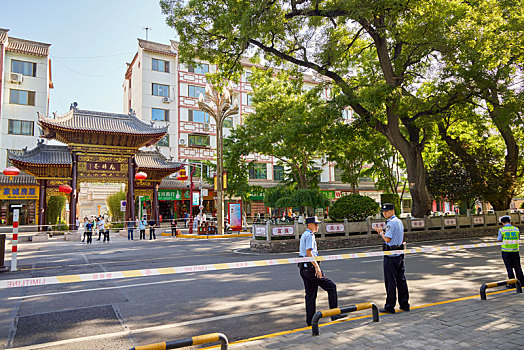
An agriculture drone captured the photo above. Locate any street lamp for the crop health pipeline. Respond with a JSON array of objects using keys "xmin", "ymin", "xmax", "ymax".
[{"xmin": 198, "ymin": 83, "xmax": 238, "ymax": 235}]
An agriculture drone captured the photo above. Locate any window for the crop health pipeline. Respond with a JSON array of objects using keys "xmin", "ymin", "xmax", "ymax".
[
  {"xmin": 9, "ymin": 89, "xmax": 35, "ymax": 106},
  {"xmin": 188, "ymin": 85, "xmax": 206, "ymax": 98},
  {"xmin": 273, "ymin": 165, "xmax": 284, "ymax": 181},
  {"xmin": 8, "ymin": 120, "xmax": 34, "ymax": 136},
  {"xmin": 223, "ymin": 117, "xmax": 233, "ymax": 128},
  {"xmin": 152, "ymin": 58, "xmax": 169, "ymax": 73},
  {"xmin": 11, "ymin": 60, "xmax": 36, "ymax": 77},
  {"xmin": 334, "ymin": 166, "xmax": 343, "ymax": 181},
  {"xmin": 246, "ymin": 94, "xmax": 253, "ymax": 105},
  {"xmin": 156, "ymin": 135, "xmax": 169, "ymax": 147},
  {"xmin": 152, "ymin": 83, "xmax": 169, "ymax": 97},
  {"xmin": 244, "ymin": 71, "xmax": 252, "ymax": 82},
  {"xmin": 249, "ymin": 163, "xmax": 267, "ymax": 180},
  {"xmin": 188, "ymin": 109, "xmax": 210, "ymax": 124},
  {"xmin": 188, "ymin": 134, "xmax": 210, "ymax": 147},
  {"xmin": 188, "ymin": 63, "xmax": 209, "ymax": 75},
  {"xmin": 152, "ymin": 108, "xmax": 169, "ymax": 121}
]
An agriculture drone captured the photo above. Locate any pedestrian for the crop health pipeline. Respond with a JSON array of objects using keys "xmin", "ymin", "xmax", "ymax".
[
  {"xmin": 96, "ymin": 216, "xmax": 103, "ymax": 240},
  {"xmin": 75, "ymin": 217, "xmax": 80, "ymax": 231},
  {"xmin": 376, "ymin": 203, "xmax": 410, "ymax": 314},
  {"xmin": 81, "ymin": 217, "xmax": 88, "ymax": 242},
  {"xmin": 298, "ymin": 216, "xmax": 345, "ymax": 326},
  {"xmin": 184, "ymin": 212, "xmax": 189, "ymax": 228},
  {"xmin": 497, "ymin": 215, "xmax": 524, "ymax": 288},
  {"xmin": 85, "ymin": 219, "xmax": 94, "ymax": 244},
  {"xmin": 171, "ymin": 218, "xmax": 177, "ymax": 236},
  {"xmin": 148, "ymin": 218, "xmax": 156, "ymax": 240},
  {"xmin": 139, "ymin": 216, "xmax": 147, "ymax": 239},
  {"xmin": 127, "ymin": 216, "xmax": 135, "ymax": 240}
]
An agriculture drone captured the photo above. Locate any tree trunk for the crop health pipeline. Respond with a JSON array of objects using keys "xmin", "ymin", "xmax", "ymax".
[{"xmin": 402, "ymin": 145, "xmax": 432, "ymax": 218}]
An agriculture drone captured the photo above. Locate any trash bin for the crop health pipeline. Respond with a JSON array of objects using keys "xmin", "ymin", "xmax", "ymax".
[{"xmin": 0, "ymin": 234, "xmax": 7, "ymax": 272}]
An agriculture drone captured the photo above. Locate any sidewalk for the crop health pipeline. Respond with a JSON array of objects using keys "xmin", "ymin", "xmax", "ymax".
[{"xmin": 227, "ymin": 289, "xmax": 523, "ymax": 349}]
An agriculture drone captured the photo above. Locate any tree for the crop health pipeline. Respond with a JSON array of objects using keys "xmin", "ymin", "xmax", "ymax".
[
  {"xmin": 329, "ymin": 194, "xmax": 379, "ymax": 222},
  {"xmin": 47, "ymin": 196, "xmax": 66, "ymax": 225},
  {"xmin": 106, "ymin": 191, "xmax": 126, "ymax": 223},
  {"xmin": 275, "ymin": 188, "xmax": 330, "ymax": 216},
  {"xmin": 225, "ymin": 68, "xmax": 337, "ymax": 189},
  {"xmin": 435, "ymin": 0, "xmax": 524, "ymax": 210},
  {"xmin": 161, "ymin": 0, "xmax": 475, "ymax": 217},
  {"xmin": 426, "ymin": 153, "xmax": 477, "ymax": 211}
]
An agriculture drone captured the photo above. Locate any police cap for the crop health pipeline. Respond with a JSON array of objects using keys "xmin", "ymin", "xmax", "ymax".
[
  {"xmin": 380, "ymin": 203, "xmax": 395, "ymax": 211},
  {"xmin": 499, "ymin": 215, "xmax": 511, "ymax": 223},
  {"xmin": 305, "ymin": 216, "xmax": 321, "ymax": 225}
]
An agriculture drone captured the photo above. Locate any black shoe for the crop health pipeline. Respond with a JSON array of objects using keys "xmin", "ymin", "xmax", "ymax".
[
  {"xmin": 400, "ymin": 306, "xmax": 410, "ymax": 312},
  {"xmin": 379, "ymin": 308, "xmax": 396, "ymax": 314},
  {"xmin": 331, "ymin": 313, "xmax": 348, "ymax": 321}
]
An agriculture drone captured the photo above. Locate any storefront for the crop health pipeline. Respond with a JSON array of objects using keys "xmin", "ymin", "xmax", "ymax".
[
  {"xmin": 0, "ymin": 184, "xmax": 39, "ymax": 225},
  {"xmin": 158, "ymin": 187, "xmax": 216, "ymax": 220}
]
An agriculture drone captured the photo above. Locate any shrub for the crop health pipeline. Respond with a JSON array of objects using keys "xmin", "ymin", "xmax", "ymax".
[
  {"xmin": 380, "ymin": 193, "xmax": 401, "ymax": 216},
  {"xmin": 106, "ymin": 190, "xmax": 127, "ymax": 222},
  {"xmin": 47, "ymin": 196, "xmax": 66, "ymax": 225},
  {"xmin": 520, "ymin": 202, "xmax": 524, "ymax": 210},
  {"xmin": 329, "ymin": 194, "xmax": 379, "ymax": 222}
]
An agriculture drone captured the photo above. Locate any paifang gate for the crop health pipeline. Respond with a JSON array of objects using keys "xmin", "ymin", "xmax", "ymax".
[{"xmin": 8, "ymin": 107, "xmax": 181, "ymax": 230}]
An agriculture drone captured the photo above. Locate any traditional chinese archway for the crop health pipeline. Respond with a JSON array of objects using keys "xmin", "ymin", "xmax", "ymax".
[{"xmin": 8, "ymin": 107, "xmax": 181, "ymax": 230}]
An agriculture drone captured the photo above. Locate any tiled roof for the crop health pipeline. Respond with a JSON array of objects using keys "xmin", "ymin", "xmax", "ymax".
[
  {"xmin": 135, "ymin": 150, "xmax": 182, "ymax": 170},
  {"xmin": 8, "ymin": 144, "xmax": 71, "ymax": 166},
  {"xmin": 39, "ymin": 109, "xmax": 168, "ymax": 135},
  {"xmin": 0, "ymin": 172, "xmax": 38, "ymax": 185},
  {"xmin": 138, "ymin": 39, "xmax": 176, "ymax": 57},
  {"xmin": 6, "ymin": 37, "xmax": 50, "ymax": 57},
  {"xmin": 0, "ymin": 28, "xmax": 8, "ymax": 44},
  {"xmin": 160, "ymin": 178, "xmax": 213, "ymax": 189}
]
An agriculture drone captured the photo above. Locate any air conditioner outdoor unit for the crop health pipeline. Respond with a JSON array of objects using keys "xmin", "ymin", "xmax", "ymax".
[
  {"xmin": 178, "ymin": 138, "xmax": 186, "ymax": 145},
  {"xmin": 10, "ymin": 73, "xmax": 23, "ymax": 84},
  {"xmin": 162, "ymin": 97, "xmax": 171, "ymax": 103}
]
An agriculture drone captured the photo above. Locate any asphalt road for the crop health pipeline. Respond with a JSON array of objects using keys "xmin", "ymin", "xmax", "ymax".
[{"xmin": 0, "ymin": 233, "xmax": 512, "ymax": 349}]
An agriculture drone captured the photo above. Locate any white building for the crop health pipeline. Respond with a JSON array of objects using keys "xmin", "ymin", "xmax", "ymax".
[
  {"xmin": 0, "ymin": 28, "xmax": 52, "ymax": 170},
  {"xmin": 123, "ymin": 39, "xmax": 382, "ymax": 216}
]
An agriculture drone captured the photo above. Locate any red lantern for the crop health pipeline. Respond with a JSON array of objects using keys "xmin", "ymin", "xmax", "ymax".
[
  {"xmin": 135, "ymin": 171, "xmax": 148, "ymax": 181},
  {"xmin": 177, "ymin": 168, "xmax": 188, "ymax": 181},
  {"xmin": 59, "ymin": 184, "xmax": 73, "ymax": 194},
  {"xmin": 3, "ymin": 166, "xmax": 20, "ymax": 177}
]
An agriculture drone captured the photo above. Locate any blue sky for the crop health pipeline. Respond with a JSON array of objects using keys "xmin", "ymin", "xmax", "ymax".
[{"xmin": 1, "ymin": 0, "xmax": 176, "ymax": 115}]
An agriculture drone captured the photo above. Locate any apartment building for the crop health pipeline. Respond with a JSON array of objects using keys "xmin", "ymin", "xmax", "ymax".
[{"xmin": 123, "ymin": 39, "xmax": 381, "ymax": 217}]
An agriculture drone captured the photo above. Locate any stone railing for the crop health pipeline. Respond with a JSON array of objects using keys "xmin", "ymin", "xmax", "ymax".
[{"xmin": 251, "ymin": 211, "xmax": 522, "ymax": 241}]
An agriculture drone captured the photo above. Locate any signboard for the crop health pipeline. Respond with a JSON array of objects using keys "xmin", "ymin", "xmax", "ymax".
[
  {"xmin": 228, "ymin": 202, "xmax": 242, "ymax": 232},
  {"xmin": 371, "ymin": 222, "xmax": 386, "ymax": 231},
  {"xmin": 120, "ymin": 200, "xmax": 127, "ymax": 212},
  {"xmin": 254, "ymin": 226, "xmax": 266, "ymax": 237},
  {"xmin": 321, "ymin": 191, "xmax": 335, "ymax": 200},
  {"xmin": 325, "ymin": 223, "xmax": 344, "ymax": 233},
  {"xmin": 411, "ymin": 220, "xmax": 425, "ymax": 228},
  {"xmin": 78, "ymin": 155, "xmax": 128, "ymax": 181},
  {"xmin": 473, "ymin": 217, "xmax": 484, "ymax": 224},
  {"xmin": 202, "ymin": 189, "xmax": 208, "ymax": 197},
  {"xmin": 444, "ymin": 218, "xmax": 456, "ymax": 226},
  {"xmin": 0, "ymin": 186, "xmax": 39, "ymax": 200},
  {"xmin": 248, "ymin": 190, "xmax": 265, "ymax": 201},
  {"xmin": 272, "ymin": 226, "xmax": 294, "ymax": 236},
  {"xmin": 158, "ymin": 189, "xmax": 191, "ymax": 201},
  {"xmin": 192, "ymin": 192, "xmax": 200, "ymax": 206}
]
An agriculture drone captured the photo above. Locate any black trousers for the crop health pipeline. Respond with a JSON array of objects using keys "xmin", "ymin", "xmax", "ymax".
[
  {"xmin": 383, "ymin": 255, "xmax": 410, "ymax": 311},
  {"xmin": 103, "ymin": 230, "xmax": 110, "ymax": 242},
  {"xmin": 299, "ymin": 266, "xmax": 338, "ymax": 326},
  {"xmin": 502, "ymin": 251, "xmax": 524, "ymax": 285},
  {"xmin": 140, "ymin": 229, "xmax": 145, "ymax": 239},
  {"xmin": 149, "ymin": 228, "xmax": 156, "ymax": 239},
  {"xmin": 86, "ymin": 232, "xmax": 92, "ymax": 244}
]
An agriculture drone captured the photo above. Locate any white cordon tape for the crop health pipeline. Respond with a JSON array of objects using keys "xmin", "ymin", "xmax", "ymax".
[{"xmin": 0, "ymin": 240, "xmax": 520, "ymax": 289}]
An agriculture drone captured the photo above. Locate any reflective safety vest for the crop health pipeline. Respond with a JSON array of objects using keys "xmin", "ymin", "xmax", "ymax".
[{"xmin": 499, "ymin": 225, "xmax": 520, "ymax": 252}]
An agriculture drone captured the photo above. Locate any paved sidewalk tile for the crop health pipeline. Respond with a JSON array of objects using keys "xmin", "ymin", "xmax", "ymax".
[{"xmin": 231, "ymin": 291, "xmax": 523, "ymax": 349}]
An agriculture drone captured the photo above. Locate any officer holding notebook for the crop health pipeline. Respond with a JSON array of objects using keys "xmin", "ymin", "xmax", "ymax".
[{"xmin": 375, "ymin": 203, "xmax": 410, "ymax": 314}]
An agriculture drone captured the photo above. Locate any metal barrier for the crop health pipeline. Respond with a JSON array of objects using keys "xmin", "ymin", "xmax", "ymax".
[
  {"xmin": 129, "ymin": 333, "xmax": 228, "ymax": 350},
  {"xmin": 480, "ymin": 278, "xmax": 522, "ymax": 300},
  {"xmin": 311, "ymin": 302, "xmax": 379, "ymax": 336}
]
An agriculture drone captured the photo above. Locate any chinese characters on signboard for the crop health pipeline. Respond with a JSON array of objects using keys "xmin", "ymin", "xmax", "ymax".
[
  {"xmin": 86, "ymin": 162, "xmax": 120, "ymax": 171},
  {"xmin": 0, "ymin": 186, "xmax": 39, "ymax": 200}
]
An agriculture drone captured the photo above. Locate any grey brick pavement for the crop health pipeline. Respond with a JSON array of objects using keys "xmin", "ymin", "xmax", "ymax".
[{"xmin": 230, "ymin": 290, "xmax": 523, "ymax": 349}]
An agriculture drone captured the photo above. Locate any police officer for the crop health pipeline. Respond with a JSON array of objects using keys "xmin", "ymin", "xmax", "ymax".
[
  {"xmin": 298, "ymin": 216, "xmax": 345, "ymax": 326},
  {"xmin": 497, "ymin": 215, "xmax": 524, "ymax": 288},
  {"xmin": 375, "ymin": 203, "xmax": 410, "ymax": 314}
]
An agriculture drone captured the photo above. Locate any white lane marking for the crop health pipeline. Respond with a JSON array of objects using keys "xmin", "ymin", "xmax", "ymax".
[
  {"xmin": 360, "ymin": 258, "xmax": 383, "ymax": 263},
  {"xmin": 7, "ymin": 278, "xmax": 198, "ymax": 300},
  {"xmin": 9, "ymin": 305, "xmax": 303, "ymax": 350}
]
